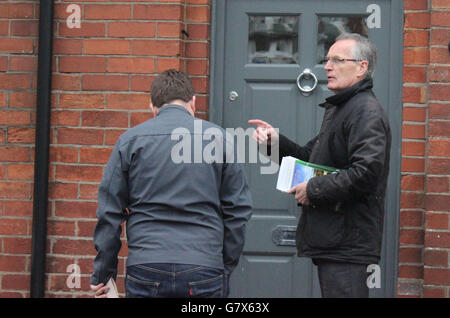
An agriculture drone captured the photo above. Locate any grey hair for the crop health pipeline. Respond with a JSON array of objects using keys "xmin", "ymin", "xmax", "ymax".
[{"xmin": 336, "ymin": 33, "xmax": 377, "ymax": 78}]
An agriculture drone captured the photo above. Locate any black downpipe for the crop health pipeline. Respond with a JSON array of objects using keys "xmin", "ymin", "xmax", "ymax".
[{"xmin": 30, "ymin": 0, "xmax": 54, "ymax": 298}]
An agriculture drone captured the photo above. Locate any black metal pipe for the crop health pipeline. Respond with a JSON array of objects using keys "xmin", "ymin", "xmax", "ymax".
[{"xmin": 30, "ymin": 0, "xmax": 54, "ymax": 298}]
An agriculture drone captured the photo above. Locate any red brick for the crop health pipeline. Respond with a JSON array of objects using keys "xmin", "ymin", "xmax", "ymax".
[
  {"xmin": 404, "ymin": 12, "xmax": 430, "ymax": 29},
  {"xmin": 431, "ymin": 28, "xmax": 450, "ymax": 45},
  {"xmin": 10, "ymin": 20, "xmax": 38, "ymax": 36},
  {"xmin": 7, "ymin": 128, "xmax": 35, "ymax": 144},
  {"xmin": 430, "ymin": 47, "xmax": 450, "ymax": 64},
  {"xmin": 195, "ymin": 95, "xmax": 208, "ymax": 112},
  {"xmin": 52, "ymin": 239, "xmax": 97, "ymax": 256},
  {"xmin": 0, "ymin": 20, "xmax": 7, "ymax": 36},
  {"xmin": 426, "ymin": 194, "xmax": 450, "ymax": 212},
  {"xmin": 0, "ymin": 4, "xmax": 34, "ymax": 18},
  {"xmin": 106, "ymin": 93, "xmax": 149, "ymax": 110},
  {"xmin": 399, "ymin": 246, "xmax": 422, "ymax": 264},
  {"xmin": 401, "ymin": 174, "xmax": 424, "ymax": 191},
  {"xmin": 0, "ymin": 38, "xmax": 34, "ymax": 54},
  {"xmin": 8, "ymin": 92, "xmax": 35, "ymax": 109},
  {"xmin": 402, "ymin": 124, "xmax": 426, "ymax": 139},
  {"xmin": 84, "ymin": 39, "xmax": 131, "ymax": 55},
  {"xmin": 0, "ymin": 111, "xmax": 31, "ymax": 125},
  {"xmin": 397, "ymin": 280, "xmax": 422, "ymax": 297},
  {"xmin": 48, "ymin": 220, "xmax": 76, "ymax": 236},
  {"xmin": 157, "ymin": 22, "xmax": 182, "ymax": 38},
  {"xmin": 0, "ymin": 92, "xmax": 6, "ymax": 107},
  {"xmin": 424, "ymin": 249, "xmax": 448, "ymax": 267},
  {"xmin": 157, "ymin": 58, "xmax": 182, "ymax": 72},
  {"xmin": 402, "ymin": 86, "xmax": 427, "ymax": 104},
  {"xmin": 55, "ymin": 165, "xmax": 104, "ymax": 183},
  {"xmin": 53, "ymin": 39, "xmax": 83, "ymax": 55},
  {"xmin": 108, "ymin": 22, "xmax": 156, "ymax": 38},
  {"xmin": 0, "ymin": 182, "xmax": 30, "ymax": 199},
  {"xmin": 52, "ymin": 74, "xmax": 81, "ymax": 91},
  {"xmin": 0, "ymin": 218, "xmax": 28, "ymax": 235},
  {"xmin": 186, "ymin": 6, "xmax": 210, "ymax": 23},
  {"xmin": 402, "ymin": 141, "xmax": 426, "ymax": 156},
  {"xmin": 403, "ymin": 66, "xmax": 427, "ymax": 83},
  {"xmin": 58, "ymin": 93, "xmax": 105, "ymax": 109},
  {"xmin": 82, "ymin": 110, "xmax": 128, "ymax": 128},
  {"xmin": 105, "ymin": 130, "xmax": 126, "ymax": 146},
  {"xmin": 424, "ymin": 268, "xmax": 450, "ymax": 285},
  {"xmin": 133, "ymin": 4, "xmax": 182, "ymax": 20},
  {"xmin": 51, "ymin": 110, "xmax": 80, "ymax": 127},
  {"xmin": 79, "ymin": 184, "xmax": 99, "ymax": 200},
  {"xmin": 187, "ymin": 24, "xmax": 209, "ymax": 40},
  {"xmin": 131, "ymin": 75, "xmax": 155, "ymax": 92},
  {"xmin": 427, "ymin": 158, "xmax": 450, "ymax": 174},
  {"xmin": 77, "ymin": 220, "xmax": 97, "ymax": 237},
  {"xmin": 0, "ymin": 255, "xmax": 27, "ymax": 272},
  {"xmin": 423, "ymin": 286, "xmax": 447, "ymax": 298},
  {"xmin": 399, "ymin": 228, "xmax": 424, "ymax": 245},
  {"xmin": 187, "ymin": 59, "xmax": 209, "ymax": 76},
  {"xmin": 9, "ymin": 56, "xmax": 37, "ymax": 72},
  {"xmin": 0, "ymin": 74, "xmax": 31, "ymax": 90},
  {"xmin": 49, "ymin": 182, "xmax": 78, "ymax": 200},
  {"xmin": 403, "ymin": 107, "xmax": 426, "ymax": 122},
  {"xmin": 185, "ymin": 42, "xmax": 209, "ymax": 58},
  {"xmin": 431, "ymin": 11, "xmax": 450, "ymax": 27},
  {"xmin": 400, "ymin": 192, "xmax": 425, "ymax": 209},
  {"xmin": 59, "ymin": 22, "xmax": 106, "ymax": 37},
  {"xmin": 59, "ymin": 56, "xmax": 107, "ymax": 73},
  {"xmin": 404, "ymin": 0, "xmax": 428, "ymax": 10},
  {"xmin": 430, "ymin": 66, "xmax": 449, "ymax": 83},
  {"xmin": 4, "ymin": 201, "xmax": 33, "ymax": 217},
  {"xmin": 84, "ymin": 5, "xmax": 132, "ymax": 20},
  {"xmin": 82, "ymin": 75, "xmax": 129, "ymax": 91},
  {"xmin": 3, "ymin": 237, "xmax": 31, "ymax": 254},
  {"xmin": 427, "ymin": 176, "xmax": 449, "ymax": 193},
  {"xmin": 400, "ymin": 209, "xmax": 423, "ymax": 227},
  {"xmin": 57, "ymin": 128, "xmax": 104, "ymax": 145},
  {"xmin": 80, "ymin": 147, "xmax": 113, "ymax": 164},
  {"xmin": 133, "ymin": 39, "xmax": 180, "ymax": 56},
  {"xmin": 108, "ymin": 57, "xmax": 155, "ymax": 74},
  {"xmin": 1, "ymin": 274, "xmax": 30, "ymax": 290},
  {"xmin": 429, "ymin": 123, "xmax": 450, "ymax": 139},
  {"xmin": 425, "ymin": 212, "xmax": 449, "ymax": 230},
  {"xmin": 398, "ymin": 265, "xmax": 423, "ymax": 279},
  {"xmin": 7, "ymin": 164, "xmax": 34, "ymax": 181},
  {"xmin": 0, "ymin": 147, "xmax": 30, "ymax": 162},
  {"xmin": 430, "ymin": 84, "xmax": 450, "ymax": 101},
  {"xmin": 54, "ymin": 201, "xmax": 97, "ymax": 218},
  {"xmin": 403, "ymin": 48, "xmax": 429, "ymax": 65},
  {"xmin": 50, "ymin": 147, "xmax": 79, "ymax": 163},
  {"xmin": 429, "ymin": 103, "xmax": 450, "ymax": 120}
]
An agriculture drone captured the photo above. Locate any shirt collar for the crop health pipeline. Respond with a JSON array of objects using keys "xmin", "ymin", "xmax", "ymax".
[{"xmin": 156, "ymin": 104, "xmax": 193, "ymax": 117}]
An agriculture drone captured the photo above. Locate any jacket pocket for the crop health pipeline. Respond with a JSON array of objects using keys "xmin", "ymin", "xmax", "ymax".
[{"xmin": 302, "ymin": 205, "xmax": 345, "ymax": 249}]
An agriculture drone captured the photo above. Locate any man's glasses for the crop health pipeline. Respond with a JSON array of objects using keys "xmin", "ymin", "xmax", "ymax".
[{"xmin": 321, "ymin": 57, "xmax": 363, "ymax": 65}]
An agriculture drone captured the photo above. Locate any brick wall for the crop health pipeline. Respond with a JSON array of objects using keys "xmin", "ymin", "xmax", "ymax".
[
  {"xmin": 398, "ymin": 0, "xmax": 449, "ymax": 298},
  {"xmin": 0, "ymin": 0, "xmax": 448, "ymax": 298}
]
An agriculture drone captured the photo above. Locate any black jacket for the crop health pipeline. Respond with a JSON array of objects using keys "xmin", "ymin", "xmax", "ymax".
[{"xmin": 278, "ymin": 78, "xmax": 391, "ymax": 264}]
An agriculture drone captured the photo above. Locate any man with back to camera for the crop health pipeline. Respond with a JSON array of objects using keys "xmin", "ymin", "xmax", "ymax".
[
  {"xmin": 249, "ymin": 33, "xmax": 391, "ymax": 298},
  {"xmin": 90, "ymin": 69, "xmax": 252, "ymax": 298}
]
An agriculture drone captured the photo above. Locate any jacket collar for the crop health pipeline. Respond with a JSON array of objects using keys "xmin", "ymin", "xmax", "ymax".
[
  {"xmin": 320, "ymin": 77, "xmax": 373, "ymax": 108},
  {"xmin": 156, "ymin": 104, "xmax": 192, "ymax": 117}
]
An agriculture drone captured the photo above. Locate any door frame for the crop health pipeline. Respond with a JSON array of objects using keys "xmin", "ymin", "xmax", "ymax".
[{"xmin": 209, "ymin": 0, "xmax": 404, "ymax": 298}]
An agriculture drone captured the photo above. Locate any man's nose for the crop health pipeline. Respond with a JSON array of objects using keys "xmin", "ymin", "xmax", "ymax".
[{"xmin": 324, "ymin": 60, "xmax": 333, "ymax": 71}]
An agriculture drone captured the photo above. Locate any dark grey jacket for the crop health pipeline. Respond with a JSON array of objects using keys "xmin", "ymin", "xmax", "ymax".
[
  {"xmin": 91, "ymin": 105, "xmax": 252, "ymax": 285},
  {"xmin": 278, "ymin": 78, "xmax": 391, "ymax": 265}
]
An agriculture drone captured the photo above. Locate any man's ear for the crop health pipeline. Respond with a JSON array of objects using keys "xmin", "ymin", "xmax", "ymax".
[
  {"xmin": 150, "ymin": 102, "xmax": 158, "ymax": 115},
  {"xmin": 190, "ymin": 96, "xmax": 196, "ymax": 113},
  {"xmin": 359, "ymin": 61, "xmax": 369, "ymax": 78}
]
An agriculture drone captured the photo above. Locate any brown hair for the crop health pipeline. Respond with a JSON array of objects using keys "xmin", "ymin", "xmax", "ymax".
[{"xmin": 150, "ymin": 69, "xmax": 195, "ymax": 108}]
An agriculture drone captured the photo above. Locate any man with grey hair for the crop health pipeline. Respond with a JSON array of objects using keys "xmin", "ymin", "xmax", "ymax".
[{"xmin": 249, "ymin": 34, "xmax": 391, "ymax": 297}]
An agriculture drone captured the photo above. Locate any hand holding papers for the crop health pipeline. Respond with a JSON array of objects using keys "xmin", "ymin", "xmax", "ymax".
[
  {"xmin": 276, "ymin": 156, "xmax": 339, "ymax": 192},
  {"xmin": 105, "ymin": 278, "xmax": 119, "ymax": 298}
]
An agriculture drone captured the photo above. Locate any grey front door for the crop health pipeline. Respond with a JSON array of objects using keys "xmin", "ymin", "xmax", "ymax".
[{"xmin": 211, "ymin": 0, "xmax": 403, "ymax": 297}]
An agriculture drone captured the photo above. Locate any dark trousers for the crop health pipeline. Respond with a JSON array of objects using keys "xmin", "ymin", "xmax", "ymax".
[
  {"xmin": 125, "ymin": 263, "xmax": 229, "ymax": 298},
  {"xmin": 314, "ymin": 259, "xmax": 370, "ymax": 298}
]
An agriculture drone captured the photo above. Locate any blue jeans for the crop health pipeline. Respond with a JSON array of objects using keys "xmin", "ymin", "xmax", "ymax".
[{"xmin": 125, "ymin": 263, "xmax": 229, "ymax": 298}]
